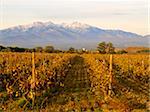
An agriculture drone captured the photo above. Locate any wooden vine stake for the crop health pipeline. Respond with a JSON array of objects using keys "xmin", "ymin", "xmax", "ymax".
[
  {"xmin": 108, "ymin": 54, "xmax": 113, "ymax": 97},
  {"xmin": 31, "ymin": 52, "xmax": 36, "ymax": 109},
  {"xmin": 142, "ymin": 60, "xmax": 144, "ymax": 69}
]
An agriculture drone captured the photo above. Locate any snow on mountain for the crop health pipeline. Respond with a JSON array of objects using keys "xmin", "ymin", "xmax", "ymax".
[
  {"xmin": 0, "ymin": 21, "xmax": 149, "ymax": 49},
  {"xmin": 62, "ymin": 21, "xmax": 90, "ymax": 30}
]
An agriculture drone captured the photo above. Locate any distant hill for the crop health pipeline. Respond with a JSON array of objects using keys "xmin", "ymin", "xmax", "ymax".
[
  {"xmin": 144, "ymin": 35, "xmax": 150, "ymax": 38},
  {"xmin": 0, "ymin": 21, "xmax": 149, "ymax": 49},
  {"xmin": 125, "ymin": 47, "xmax": 150, "ymax": 53}
]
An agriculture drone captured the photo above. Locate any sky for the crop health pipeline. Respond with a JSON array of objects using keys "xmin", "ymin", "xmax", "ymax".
[{"xmin": 0, "ymin": 0, "xmax": 149, "ymax": 35}]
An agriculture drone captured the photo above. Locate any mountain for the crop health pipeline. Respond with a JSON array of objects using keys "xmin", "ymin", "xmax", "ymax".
[
  {"xmin": 144, "ymin": 35, "xmax": 150, "ymax": 38},
  {"xmin": 0, "ymin": 21, "xmax": 149, "ymax": 49}
]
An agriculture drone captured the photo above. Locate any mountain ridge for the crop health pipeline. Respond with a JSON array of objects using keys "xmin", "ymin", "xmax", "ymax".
[{"xmin": 0, "ymin": 21, "xmax": 149, "ymax": 49}]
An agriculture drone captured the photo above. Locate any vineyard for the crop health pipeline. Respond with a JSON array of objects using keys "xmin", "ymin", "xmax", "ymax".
[{"xmin": 0, "ymin": 52, "xmax": 149, "ymax": 112}]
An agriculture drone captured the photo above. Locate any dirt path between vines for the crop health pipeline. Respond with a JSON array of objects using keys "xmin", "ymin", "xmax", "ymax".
[
  {"xmin": 63, "ymin": 56, "xmax": 91, "ymax": 93},
  {"xmin": 50, "ymin": 56, "xmax": 92, "ymax": 105}
]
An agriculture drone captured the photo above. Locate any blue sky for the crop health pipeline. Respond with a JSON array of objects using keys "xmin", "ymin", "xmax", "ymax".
[{"xmin": 0, "ymin": 0, "xmax": 149, "ymax": 35}]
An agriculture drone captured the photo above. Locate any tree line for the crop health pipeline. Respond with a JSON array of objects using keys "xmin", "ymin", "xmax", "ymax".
[
  {"xmin": 0, "ymin": 42, "xmax": 129, "ymax": 54},
  {"xmin": 0, "ymin": 46, "xmax": 57, "ymax": 53}
]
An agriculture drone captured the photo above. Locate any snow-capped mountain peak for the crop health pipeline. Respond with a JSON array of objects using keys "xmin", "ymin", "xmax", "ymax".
[
  {"xmin": 9, "ymin": 21, "xmax": 54, "ymax": 30},
  {"xmin": 0, "ymin": 21, "xmax": 149, "ymax": 49},
  {"xmin": 62, "ymin": 21, "xmax": 90, "ymax": 29},
  {"xmin": 32, "ymin": 21, "xmax": 45, "ymax": 26}
]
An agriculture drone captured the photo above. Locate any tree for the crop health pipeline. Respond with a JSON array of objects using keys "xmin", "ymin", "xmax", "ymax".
[
  {"xmin": 106, "ymin": 42, "xmax": 115, "ymax": 54},
  {"xmin": 68, "ymin": 47, "xmax": 75, "ymax": 53},
  {"xmin": 2, "ymin": 47, "xmax": 11, "ymax": 52},
  {"xmin": 137, "ymin": 50, "xmax": 150, "ymax": 53},
  {"xmin": 97, "ymin": 42, "xmax": 115, "ymax": 54},
  {"xmin": 44, "ymin": 46, "xmax": 54, "ymax": 53},
  {"xmin": 35, "ymin": 47, "xmax": 43, "ymax": 52},
  {"xmin": 25, "ymin": 48, "xmax": 35, "ymax": 52},
  {"xmin": 97, "ymin": 42, "xmax": 107, "ymax": 54},
  {"xmin": 0, "ymin": 45, "xmax": 5, "ymax": 51},
  {"xmin": 117, "ymin": 50, "xmax": 128, "ymax": 54}
]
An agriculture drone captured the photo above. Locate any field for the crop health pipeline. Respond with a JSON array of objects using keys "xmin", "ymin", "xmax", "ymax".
[{"xmin": 0, "ymin": 52, "xmax": 149, "ymax": 112}]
